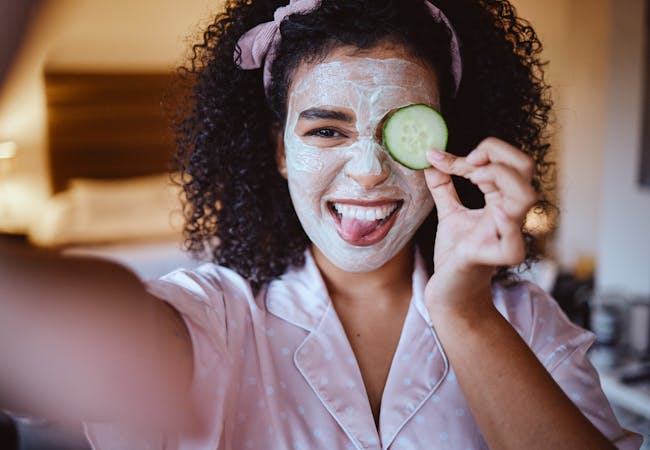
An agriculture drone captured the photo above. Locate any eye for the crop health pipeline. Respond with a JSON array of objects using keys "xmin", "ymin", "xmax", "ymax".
[{"xmin": 307, "ymin": 128, "xmax": 345, "ymax": 138}]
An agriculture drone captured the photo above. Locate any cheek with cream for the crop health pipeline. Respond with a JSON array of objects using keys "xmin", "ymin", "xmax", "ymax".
[{"xmin": 284, "ymin": 57, "xmax": 438, "ymax": 272}]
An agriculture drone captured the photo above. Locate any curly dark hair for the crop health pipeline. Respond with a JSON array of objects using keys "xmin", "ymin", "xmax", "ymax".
[{"xmin": 171, "ymin": 0, "xmax": 554, "ymax": 291}]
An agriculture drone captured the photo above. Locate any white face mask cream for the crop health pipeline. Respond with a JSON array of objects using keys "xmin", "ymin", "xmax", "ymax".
[{"xmin": 282, "ymin": 50, "xmax": 440, "ymax": 272}]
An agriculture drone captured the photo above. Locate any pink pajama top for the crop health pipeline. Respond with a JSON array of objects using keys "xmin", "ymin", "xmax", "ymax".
[{"xmin": 86, "ymin": 251, "xmax": 642, "ymax": 449}]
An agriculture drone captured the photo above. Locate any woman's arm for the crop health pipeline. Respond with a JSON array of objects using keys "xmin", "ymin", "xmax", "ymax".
[
  {"xmin": 423, "ymin": 139, "xmax": 617, "ymax": 450},
  {"xmin": 0, "ymin": 240, "xmax": 194, "ymax": 429},
  {"xmin": 428, "ymin": 296, "xmax": 615, "ymax": 450}
]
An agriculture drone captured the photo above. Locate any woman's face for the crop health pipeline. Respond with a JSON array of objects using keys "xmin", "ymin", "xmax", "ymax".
[{"xmin": 279, "ymin": 44, "xmax": 440, "ymax": 272}]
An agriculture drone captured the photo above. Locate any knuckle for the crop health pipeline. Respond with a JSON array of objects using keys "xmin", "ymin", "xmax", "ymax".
[
  {"xmin": 523, "ymin": 186, "xmax": 537, "ymax": 205},
  {"xmin": 467, "ymin": 147, "xmax": 482, "ymax": 158},
  {"xmin": 521, "ymin": 156, "xmax": 535, "ymax": 178},
  {"xmin": 482, "ymin": 136, "xmax": 500, "ymax": 147},
  {"xmin": 494, "ymin": 162, "xmax": 509, "ymax": 173},
  {"xmin": 427, "ymin": 176, "xmax": 449, "ymax": 192},
  {"xmin": 449, "ymin": 156, "xmax": 470, "ymax": 176}
]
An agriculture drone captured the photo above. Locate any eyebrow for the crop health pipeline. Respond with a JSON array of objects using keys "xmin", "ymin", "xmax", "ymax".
[{"xmin": 298, "ymin": 108, "xmax": 354, "ymax": 123}]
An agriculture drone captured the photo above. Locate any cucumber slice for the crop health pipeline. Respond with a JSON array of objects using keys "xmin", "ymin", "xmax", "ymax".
[{"xmin": 382, "ymin": 104, "xmax": 448, "ymax": 170}]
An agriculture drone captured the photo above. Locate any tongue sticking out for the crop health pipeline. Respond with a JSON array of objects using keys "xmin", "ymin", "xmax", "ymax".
[{"xmin": 339, "ymin": 216, "xmax": 380, "ymax": 241}]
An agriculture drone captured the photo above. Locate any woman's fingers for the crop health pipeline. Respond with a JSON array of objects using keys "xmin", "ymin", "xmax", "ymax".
[
  {"xmin": 424, "ymin": 152, "xmax": 464, "ymax": 219},
  {"xmin": 492, "ymin": 205, "xmax": 527, "ymax": 264},
  {"xmin": 468, "ymin": 208, "xmax": 526, "ymax": 266},
  {"xmin": 427, "ymin": 149, "xmax": 474, "ymax": 178},
  {"xmin": 466, "ymin": 137, "xmax": 534, "ymax": 181},
  {"xmin": 468, "ymin": 163, "xmax": 537, "ymax": 219},
  {"xmin": 428, "ymin": 149, "xmax": 536, "ymax": 221},
  {"xmin": 426, "ymin": 140, "xmax": 532, "ymax": 268}
]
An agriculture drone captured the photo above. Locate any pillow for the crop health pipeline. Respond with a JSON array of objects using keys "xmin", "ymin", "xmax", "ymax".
[{"xmin": 28, "ymin": 173, "xmax": 185, "ymax": 247}]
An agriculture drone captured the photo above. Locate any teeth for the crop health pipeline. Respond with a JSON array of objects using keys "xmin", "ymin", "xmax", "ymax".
[{"xmin": 332, "ymin": 202, "xmax": 398, "ymax": 222}]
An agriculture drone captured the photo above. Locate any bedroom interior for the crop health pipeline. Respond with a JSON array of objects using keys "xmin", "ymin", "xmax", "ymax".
[{"xmin": 0, "ymin": 0, "xmax": 649, "ymax": 448}]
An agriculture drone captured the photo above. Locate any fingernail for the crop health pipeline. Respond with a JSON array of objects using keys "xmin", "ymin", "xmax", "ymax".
[{"xmin": 427, "ymin": 149, "xmax": 446, "ymax": 162}]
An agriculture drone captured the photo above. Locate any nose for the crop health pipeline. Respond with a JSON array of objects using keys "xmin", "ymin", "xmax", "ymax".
[{"xmin": 344, "ymin": 138, "xmax": 391, "ymax": 189}]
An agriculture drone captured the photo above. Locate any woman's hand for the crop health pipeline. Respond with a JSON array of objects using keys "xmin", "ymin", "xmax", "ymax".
[
  {"xmin": 0, "ymin": 246, "xmax": 195, "ymax": 429},
  {"xmin": 422, "ymin": 137, "xmax": 537, "ymax": 317},
  {"xmin": 419, "ymin": 138, "xmax": 618, "ymax": 450}
]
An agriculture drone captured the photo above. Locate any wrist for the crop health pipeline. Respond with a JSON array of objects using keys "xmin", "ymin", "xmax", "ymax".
[
  {"xmin": 426, "ymin": 290, "xmax": 498, "ymax": 329},
  {"xmin": 425, "ymin": 264, "xmax": 494, "ymax": 311}
]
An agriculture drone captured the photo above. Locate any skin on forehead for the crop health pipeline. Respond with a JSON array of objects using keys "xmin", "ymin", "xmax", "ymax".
[
  {"xmin": 281, "ymin": 45, "xmax": 440, "ymax": 272},
  {"xmin": 288, "ymin": 50, "xmax": 441, "ymax": 134}
]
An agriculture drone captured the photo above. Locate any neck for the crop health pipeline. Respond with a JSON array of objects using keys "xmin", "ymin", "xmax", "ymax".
[{"xmin": 312, "ymin": 244, "xmax": 414, "ymax": 307}]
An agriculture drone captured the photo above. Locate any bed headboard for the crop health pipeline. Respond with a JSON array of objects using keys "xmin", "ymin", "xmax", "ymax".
[{"xmin": 45, "ymin": 71, "xmax": 176, "ymax": 193}]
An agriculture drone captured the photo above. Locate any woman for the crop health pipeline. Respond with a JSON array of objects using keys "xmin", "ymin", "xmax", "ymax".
[{"xmin": 1, "ymin": 0, "xmax": 641, "ymax": 449}]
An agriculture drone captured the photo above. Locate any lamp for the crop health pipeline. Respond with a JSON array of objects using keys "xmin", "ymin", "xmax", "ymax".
[
  {"xmin": 524, "ymin": 208, "xmax": 554, "ymax": 235},
  {"xmin": 524, "ymin": 207, "xmax": 556, "ymax": 258}
]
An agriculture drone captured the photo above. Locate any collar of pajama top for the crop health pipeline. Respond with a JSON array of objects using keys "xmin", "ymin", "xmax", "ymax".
[{"xmin": 264, "ymin": 249, "xmax": 449, "ymax": 448}]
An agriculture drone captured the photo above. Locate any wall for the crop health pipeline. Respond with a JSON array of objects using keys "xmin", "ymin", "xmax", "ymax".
[
  {"xmin": 515, "ymin": 0, "xmax": 650, "ymax": 297},
  {"xmin": 0, "ymin": 0, "xmax": 38, "ymax": 85},
  {"xmin": 0, "ymin": 0, "xmax": 220, "ymax": 232},
  {"xmin": 512, "ymin": 0, "xmax": 612, "ymax": 267},
  {"xmin": 597, "ymin": 0, "xmax": 650, "ymax": 296},
  {"xmin": 554, "ymin": 0, "xmax": 611, "ymax": 274}
]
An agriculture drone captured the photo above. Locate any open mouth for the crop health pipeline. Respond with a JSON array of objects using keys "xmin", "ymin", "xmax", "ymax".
[{"xmin": 328, "ymin": 200, "xmax": 403, "ymax": 246}]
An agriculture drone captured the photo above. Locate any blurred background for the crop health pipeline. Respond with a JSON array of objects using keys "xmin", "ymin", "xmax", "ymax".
[{"xmin": 0, "ymin": 0, "xmax": 649, "ymax": 448}]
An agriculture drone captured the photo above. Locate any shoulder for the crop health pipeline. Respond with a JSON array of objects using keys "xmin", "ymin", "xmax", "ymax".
[
  {"xmin": 147, "ymin": 263, "xmax": 254, "ymax": 308},
  {"xmin": 144, "ymin": 263, "xmax": 258, "ymax": 350}
]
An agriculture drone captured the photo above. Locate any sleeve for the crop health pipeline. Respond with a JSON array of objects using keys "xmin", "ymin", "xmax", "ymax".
[
  {"xmin": 84, "ymin": 265, "xmax": 245, "ymax": 450},
  {"xmin": 496, "ymin": 282, "xmax": 643, "ymax": 450}
]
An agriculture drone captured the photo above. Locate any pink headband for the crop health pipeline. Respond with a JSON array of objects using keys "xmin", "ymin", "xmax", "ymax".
[{"xmin": 234, "ymin": 0, "xmax": 463, "ymax": 95}]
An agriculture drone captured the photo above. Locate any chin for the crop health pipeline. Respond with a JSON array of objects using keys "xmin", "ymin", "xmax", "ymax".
[{"xmin": 312, "ymin": 229, "xmax": 411, "ymax": 273}]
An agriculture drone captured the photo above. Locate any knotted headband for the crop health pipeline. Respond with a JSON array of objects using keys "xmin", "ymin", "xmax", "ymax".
[{"xmin": 234, "ymin": 0, "xmax": 463, "ymax": 95}]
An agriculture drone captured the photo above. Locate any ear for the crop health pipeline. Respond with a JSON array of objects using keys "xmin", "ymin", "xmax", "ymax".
[{"xmin": 273, "ymin": 128, "xmax": 287, "ymax": 179}]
